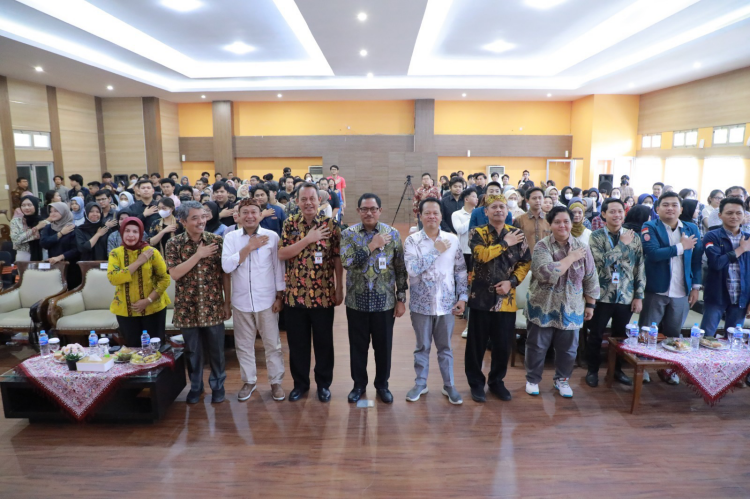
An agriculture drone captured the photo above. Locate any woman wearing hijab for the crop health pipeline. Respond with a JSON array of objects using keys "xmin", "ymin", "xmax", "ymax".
[
  {"xmin": 180, "ymin": 176, "xmax": 190, "ymax": 187},
  {"xmin": 587, "ymin": 187, "xmax": 602, "ymax": 220},
  {"xmin": 560, "ymin": 186, "xmax": 574, "ymax": 205},
  {"xmin": 637, "ymin": 193, "xmax": 658, "ymax": 220},
  {"xmin": 11, "ymin": 195, "xmax": 46, "ymax": 261},
  {"xmin": 623, "ymin": 205, "xmax": 651, "ymax": 232},
  {"xmin": 545, "ymin": 186, "xmax": 564, "ymax": 207},
  {"xmin": 203, "ymin": 200, "xmax": 227, "ymax": 236},
  {"xmin": 75, "ymin": 203, "xmax": 115, "ymax": 261},
  {"xmin": 117, "ymin": 191, "xmax": 135, "ymax": 212},
  {"xmin": 568, "ymin": 202, "xmax": 592, "ymax": 245},
  {"xmin": 109, "ymin": 209, "xmax": 136, "ymax": 253},
  {"xmin": 237, "ymin": 184, "xmax": 250, "ymax": 199},
  {"xmin": 41, "ymin": 202, "xmax": 82, "ymax": 288},
  {"xmin": 70, "ymin": 196, "xmax": 85, "ymax": 226},
  {"xmin": 107, "ymin": 217, "xmax": 171, "ymax": 346},
  {"xmin": 679, "ymin": 199, "xmax": 701, "ymax": 226}
]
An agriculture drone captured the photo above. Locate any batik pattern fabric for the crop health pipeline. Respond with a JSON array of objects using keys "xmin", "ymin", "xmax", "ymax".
[
  {"xmin": 413, "ymin": 186, "xmax": 441, "ymax": 216},
  {"xmin": 589, "ymin": 228, "xmax": 646, "ymax": 305}
]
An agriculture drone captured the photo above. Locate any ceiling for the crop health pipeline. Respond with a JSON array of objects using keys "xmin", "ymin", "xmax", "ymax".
[{"xmin": 0, "ymin": 0, "xmax": 749, "ymax": 101}]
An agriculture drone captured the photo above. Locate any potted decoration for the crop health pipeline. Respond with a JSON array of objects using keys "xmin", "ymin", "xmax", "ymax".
[{"xmin": 62, "ymin": 343, "xmax": 86, "ymax": 371}]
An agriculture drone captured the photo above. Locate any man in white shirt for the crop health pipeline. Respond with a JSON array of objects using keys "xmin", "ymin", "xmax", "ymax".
[
  {"xmin": 404, "ymin": 198, "xmax": 469, "ymax": 405},
  {"xmin": 222, "ymin": 198, "xmax": 286, "ymax": 402}
]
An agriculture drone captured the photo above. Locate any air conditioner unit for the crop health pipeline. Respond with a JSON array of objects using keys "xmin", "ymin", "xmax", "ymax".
[
  {"xmin": 308, "ymin": 165, "xmax": 324, "ymax": 181},
  {"xmin": 487, "ymin": 165, "xmax": 505, "ymax": 178}
]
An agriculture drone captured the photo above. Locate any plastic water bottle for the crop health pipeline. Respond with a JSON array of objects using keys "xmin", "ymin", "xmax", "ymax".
[
  {"xmin": 648, "ymin": 322, "xmax": 659, "ymax": 349},
  {"xmin": 626, "ymin": 323, "xmax": 638, "ymax": 346},
  {"xmin": 732, "ymin": 324, "xmax": 744, "ymax": 351},
  {"xmin": 690, "ymin": 323, "xmax": 701, "ymax": 350},
  {"xmin": 88, "ymin": 330, "xmax": 98, "ymax": 356},
  {"xmin": 141, "ymin": 330, "xmax": 150, "ymax": 351},
  {"xmin": 38, "ymin": 330, "xmax": 50, "ymax": 358}
]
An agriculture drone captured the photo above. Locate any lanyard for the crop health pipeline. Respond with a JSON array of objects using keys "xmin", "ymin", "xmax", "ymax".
[{"xmin": 607, "ymin": 229, "xmax": 622, "ymax": 296}]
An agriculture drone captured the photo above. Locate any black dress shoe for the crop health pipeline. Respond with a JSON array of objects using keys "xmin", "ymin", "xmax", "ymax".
[
  {"xmin": 489, "ymin": 383, "xmax": 512, "ymax": 401},
  {"xmin": 376, "ymin": 388, "xmax": 393, "ymax": 404},
  {"xmin": 347, "ymin": 387, "xmax": 366, "ymax": 403},
  {"xmin": 585, "ymin": 371, "xmax": 599, "ymax": 387},
  {"xmin": 470, "ymin": 385, "xmax": 486, "ymax": 403},
  {"xmin": 614, "ymin": 370, "xmax": 633, "ymax": 386},
  {"xmin": 186, "ymin": 389, "xmax": 204, "ymax": 404},
  {"xmin": 317, "ymin": 387, "xmax": 331, "ymax": 402},
  {"xmin": 288, "ymin": 387, "xmax": 308, "ymax": 402}
]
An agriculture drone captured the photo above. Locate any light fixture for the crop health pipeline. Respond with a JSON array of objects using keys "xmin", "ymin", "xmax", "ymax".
[
  {"xmin": 524, "ymin": 0, "xmax": 567, "ymax": 9},
  {"xmin": 462, "ymin": 93, "xmax": 466, "ymax": 97},
  {"xmin": 161, "ymin": 0, "xmax": 202, "ymax": 12},
  {"xmin": 366, "ymin": 72, "xmax": 373, "ymax": 78},
  {"xmin": 34, "ymin": 66, "xmax": 43, "ymax": 72},
  {"xmin": 547, "ymin": 93, "xmax": 552, "ymax": 97},
  {"xmin": 357, "ymin": 12, "xmax": 367, "ymax": 21},
  {"xmin": 224, "ymin": 41, "xmax": 255, "ymax": 55},
  {"xmin": 201, "ymin": 94, "xmax": 206, "ymax": 99},
  {"xmin": 107, "ymin": 85, "xmax": 113, "ymax": 90},
  {"xmin": 359, "ymin": 49, "xmax": 368, "ymax": 57},
  {"xmin": 277, "ymin": 93, "xmax": 283, "ymax": 98},
  {"xmin": 482, "ymin": 40, "xmax": 516, "ymax": 54},
  {"xmin": 693, "ymin": 61, "xmax": 701, "ymax": 69}
]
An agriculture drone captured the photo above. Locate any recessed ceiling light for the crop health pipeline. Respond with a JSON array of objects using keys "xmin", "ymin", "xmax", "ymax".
[
  {"xmin": 524, "ymin": 0, "xmax": 566, "ymax": 9},
  {"xmin": 482, "ymin": 40, "xmax": 516, "ymax": 54},
  {"xmin": 357, "ymin": 12, "xmax": 367, "ymax": 21},
  {"xmin": 462, "ymin": 93, "xmax": 467, "ymax": 97},
  {"xmin": 224, "ymin": 41, "xmax": 255, "ymax": 55},
  {"xmin": 107, "ymin": 85, "xmax": 113, "ymax": 90},
  {"xmin": 359, "ymin": 49, "xmax": 368, "ymax": 57},
  {"xmin": 277, "ymin": 93, "xmax": 282, "ymax": 98},
  {"xmin": 34, "ymin": 66, "xmax": 43, "ymax": 72},
  {"xmin": 201, "ymin": 95, "xmax": 206, "ymax": 99},
  {"xmin": 366, "ymin": 72, "xmax": 373, "ymax": 78},
  {"xmin": 693, "ymin": 61, "xmax": 701, "ymax": 69},
  {"xmin": 161, "ymin": 0, "xmax": 202, "ymax": 12},
  {"xmin": 547, "ymin": 93, "xmax": 552, "ymax": 97}
]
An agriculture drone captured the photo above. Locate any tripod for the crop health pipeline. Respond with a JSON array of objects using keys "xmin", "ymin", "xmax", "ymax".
[{"xmin": 392, "ymin": 175, "xmax": 415, "ymax": 226}]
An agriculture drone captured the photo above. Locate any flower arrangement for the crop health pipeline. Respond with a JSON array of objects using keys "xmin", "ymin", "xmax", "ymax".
[{"xmin": 62, "ymin": 343, "xmax": 86, "ymax": 361}]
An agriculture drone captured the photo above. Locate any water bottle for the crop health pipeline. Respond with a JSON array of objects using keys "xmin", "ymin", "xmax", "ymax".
[
  {"xmin": 732, "ymin": 324, "xmax": 744, "ymax": 351},
  {"xmin": 141, "ymin": 330, "xmax": 150, "ymax": 351},
  {"xmin": 648, "ymin": 322, "xmax": 658, "ymax": 349},
  {"xmin": 39, "ymin": 330, "xmax": 50, "ymax": 358},
  {"xmin": 690, "ymin": 323, "xmax": 701, "ymax": 350},
  {"xmin": 88, "ymin": 330, "xmax": 98, "ymax": 357}
]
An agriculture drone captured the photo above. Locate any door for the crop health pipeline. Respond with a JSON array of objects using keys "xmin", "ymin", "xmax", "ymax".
[{"xmin": 17, "ymin": 163, "xmax": 54, "ymax": 199}]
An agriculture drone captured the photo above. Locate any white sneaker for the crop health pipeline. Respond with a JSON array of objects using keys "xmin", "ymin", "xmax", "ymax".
[
  {"xmin": 461, "ymin": 327, "xmax": 468, "ymax": 338},
  {"xmin": 554, "ymin": 378, "xmax": 573, "ymax": 398},
  {"xmin": 525, "ymin": 382, "xmax": 539, "ymax": 396},
  {"xmin": 668, "ymin": 372, "xmax": 680, "ymax": 385}
]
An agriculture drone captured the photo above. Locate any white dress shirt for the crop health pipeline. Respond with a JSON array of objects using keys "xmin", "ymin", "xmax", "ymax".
[
  {"xmin": 221, "ymin": 226, "xmax": 285, "ymax": 313},
  {"xmin": 660, "ymin": 219, "xmax": 687, "ymax": 298},
  {"xmin": 451, "ymin": 207, "xmax": 473, "ymax": 254}
]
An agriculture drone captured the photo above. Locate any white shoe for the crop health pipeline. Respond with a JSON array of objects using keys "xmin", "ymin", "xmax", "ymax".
[
  {"xmin": 554, "ymin": 378, "xmax": 573, "ymax": 398},
  {"xmin": 668, "ymin": 372, "xmax": 680, "ymax": 385},
  {"xmin": 525, "ymin": 382, "xmax": 539, "ymax": 396},
  {"xmin": 461, "ymin": 327, "xmax": 468, "ymax": 339}
]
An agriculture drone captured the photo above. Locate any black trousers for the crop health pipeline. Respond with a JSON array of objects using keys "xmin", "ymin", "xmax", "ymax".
[
  {"xmin": 585, "ymin": 302, "xmax": 633, "ymax": 373},
  {"xmin": 285, "ymin": 306, "xmax": 335, "ymax": 390},
  {"xmin": 116, "ymin": 308, "xmax": 167, "ymax": 347},
  {"xmin": 346, "ymin": 307, "xmax": 394, "ymax": 390},
  {"xmin": 464, "ymin": 309, "xmax": 515, "ymax": 389}
]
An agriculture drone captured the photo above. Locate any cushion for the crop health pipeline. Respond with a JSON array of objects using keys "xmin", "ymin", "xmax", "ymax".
[
  {"xmin": 0, "ymin": 308, "xmax": 32, "ymax": 328},
  {"xmin": 20, "ymin": 270, "xmax": 65, "ymax": 308},
  {"xmin": 56, "ymin": 310, "xmax": 119, "ymax": 330},
  {"xmin": 166, "ymin": 280, "xmax": 175, "ymax": 310},
  {"xmin": 81, "ymin": 270, "xmax": 116, "ymax": 311},
  {"xmin": 57, "ymin": 292, "xmax": 85, "ymax": 318},
  {"xmin": 165, "ymin": 309, "xmax": 177, "ymax": 330},
  {"xmin": 515, "ymin": 271, "xmax": 531, "ymax": 309},
  {"xmin": 0, "ymin": 289, "xmax": 21, "ymax": 314},
  {"xmin": 514, "ymin": 310, "xmax": 526, "ymax": 329}
]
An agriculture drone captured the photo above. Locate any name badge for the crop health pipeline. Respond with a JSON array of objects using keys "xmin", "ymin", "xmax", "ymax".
[
  {"xmin": 378, "ymin": 257, "xmax": 387, "ymax": 270},
  {"xmin": 612, "ymin": 272, "xmax": 620, "ymax": 284},
  {"xmin": 314, "ymin": 251, "xmax": 323, "ymax": 265}
]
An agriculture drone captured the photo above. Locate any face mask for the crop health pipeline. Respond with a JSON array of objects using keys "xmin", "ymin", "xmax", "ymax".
[
  {"xmin": 565, "ymin": 193, "xmax": 572, "ymax": 200},
  {"xmin": 159, "ymin": 210, "xmax": 171, "ymax": 219},
  {"xmin": 611, "ymin": 194, "xmax": 620, "ymax": 199},
  {"xmin": 507, "ymin": 200, "xmax": 518, "ymax": 209},
  {"xmin": 119, "ymin": 200, "xmax": 129, "ymax": 208}
]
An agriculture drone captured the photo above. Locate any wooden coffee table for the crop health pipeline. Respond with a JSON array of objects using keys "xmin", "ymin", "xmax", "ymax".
[{"xmin": 605, "ymin": 338, "xmax": 671, "ymax": 414}]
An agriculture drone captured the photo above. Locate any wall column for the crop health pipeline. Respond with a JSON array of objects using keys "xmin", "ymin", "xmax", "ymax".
[
  {"xmin": 414, "ymin": 99, "xmax": 435, "ymax": 153},
  {"xmin": 143, "ymin": 97, "xmax": 164, "ymax": 175},
  {"xmin": 0, "ymin": 76, "xmax": 16, "ymax": 197},
  {"xmin": 46, "ymin": 85, "xmax": 64, "ymax": 173},
  {"xmin": 95, "ymin": 97, "xmax": 107, "ymax": 174},
  {"xmin": 212, "ymin": 100, "xmax": 235, "ymax": 175}
]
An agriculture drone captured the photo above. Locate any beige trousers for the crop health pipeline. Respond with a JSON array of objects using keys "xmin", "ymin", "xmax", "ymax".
[{"xmin": 233, "ymin": 307, "xmax": 285, "ymax": 385}]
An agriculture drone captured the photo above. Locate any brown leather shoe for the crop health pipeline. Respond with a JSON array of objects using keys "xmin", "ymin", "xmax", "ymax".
[
  {"xmin": 271, "ymin": 384, "xmax": 285, "ymax": 401},
  {"xmin": 238, "ymin": 383, "xmax": 256, "ymax": 401}
]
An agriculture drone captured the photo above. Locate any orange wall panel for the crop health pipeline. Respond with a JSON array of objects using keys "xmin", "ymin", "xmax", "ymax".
[
  {"xmin": 437, "ymin": 157, "xmax": 569, "ymax": 188},
  {"xmin": 181, "ymin": 161, "xmax": 214, "ymax": 184},
  {"xmin": 178, "ymin": 103, "xmax": 213, "ymax": 137},
  {"xmin": 434, "ymin": 101, "xmax": 572, "ymax": 135}
]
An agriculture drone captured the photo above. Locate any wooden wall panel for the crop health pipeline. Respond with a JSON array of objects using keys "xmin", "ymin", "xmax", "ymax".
[
  {"xmin": 160, "ymin": 100, "xmax": 181, "ymax": 177},
  {"xmin": 414, "ymin": 99, "xmax": 435, "ymax": 153},
  {"xmin": 7, "ymin": 79, "xmax": 50, "ymax": 132},
  {"xmin": 233, "ymin": 135, "xmax": 414, "ymax": 157},
  {"xmin": 435, "ymin": 134, "xmax": 572, "ymax": 157},
  {"xmin": 638, "ymin": 67, "xmax": 750, "ymax": 134},
  {"xmin": 179, "ymin": 137, "xmax": 213, "ymax": 161},
  {"xmin": 142, "ymin": 97, "xmax": 163, "ymax": 175},
  {"xmin": 102, "ymin": 97, "xmax": 146, "ymax": 176},
  {"xmin": 212, "ymin": 101, "xmax": 234, "ymax": 174},
  {"xmin": 57, "ymin": 88, "xmax": 101, "ymax": 183},
  {"xmin": 0, "ymin": 76, "xmax": 13, "ymax": 211},
  {"xmin": 46, "ymin": 86, "xmax": 64, "ymax": 173},
  {"xmin": 95, "ymin": 97, "xmax": 106, "ymax": 173}
]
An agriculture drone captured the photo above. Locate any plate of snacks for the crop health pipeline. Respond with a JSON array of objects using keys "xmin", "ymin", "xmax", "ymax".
[
  {"xmin": 699, "ymin": 337, "xmax": 729, "ymax": 350},
  {"xmin": 130, "ymin": 350, "xmax": 162, "ymax": 366},
  {"xmin": 660, "ymin": 339, "xmax": 691, "ymax": 354},
  {"xmin": 114, "ymin": 347, "xmax": 134, "ymax": 363}
]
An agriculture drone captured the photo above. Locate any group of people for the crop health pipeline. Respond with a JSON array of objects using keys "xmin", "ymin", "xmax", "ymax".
[{"xmin": 9, "ymin": 165, "xmax": 750, "ymax": 405}]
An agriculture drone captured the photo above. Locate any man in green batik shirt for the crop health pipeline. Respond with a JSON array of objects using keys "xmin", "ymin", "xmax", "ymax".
[{"xmin": 340, "ymin": 193, "xmax": 407, "ymax": 405}]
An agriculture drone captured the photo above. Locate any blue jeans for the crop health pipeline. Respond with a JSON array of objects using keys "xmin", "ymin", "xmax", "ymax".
[{"xmin": 700, "ymin": 302, "xmax": 747, "ymax": 337}]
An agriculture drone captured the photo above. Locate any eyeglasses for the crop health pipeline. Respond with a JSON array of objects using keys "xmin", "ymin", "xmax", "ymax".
[{"xmin": 357, "ymin": 207, "xmax": 380, "ymax": 213}]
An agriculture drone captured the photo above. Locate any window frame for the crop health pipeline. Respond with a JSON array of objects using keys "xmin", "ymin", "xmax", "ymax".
[
  {"xmin": 713, "ymin": 124, "xmax": 746, "ymax": 146},
  {"xmin": 13, "ymin": 130, "xmax": 52, "ymax": 150},
  {"xmin": 673, "ymin": 129, "xmax": 698, "ymax": 148},
  {"xmin": 642, "ymin": 133, "xmax": 661, "ymax": 149}
]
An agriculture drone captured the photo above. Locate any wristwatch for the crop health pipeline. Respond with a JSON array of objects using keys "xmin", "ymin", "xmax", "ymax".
[{"xmin": 585, "ymin": 303, "xmax": 596, "ymax": 309}]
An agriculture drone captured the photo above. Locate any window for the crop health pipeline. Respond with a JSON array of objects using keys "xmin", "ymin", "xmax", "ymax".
[
  {"xmin": 713, "ymin": 124, "xmax": 746, "ymax": 146},
  {"xmin": 632, "ymin": 157, "xmax": 662, "ymax": 195},
  {"xmin": 673, "ymin": 129, "xmax": 698, "ymax": 148},
  {"xmin": 664, "ymin": 157, "xmax": 699, "ymax": 193},
  {"xmin": 642, "ymin": 134, "xmax": 661, "ymax": 149},
  {"xmin": 13, "ymin": 130, "xmax": 51, "ymax": 150},
  {"xmin": 701, "ymin": 157, "xmax": 745, "ymax": 200}
]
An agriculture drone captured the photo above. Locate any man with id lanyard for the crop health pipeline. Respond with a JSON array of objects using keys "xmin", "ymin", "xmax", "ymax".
[
  {"xmin": 340, "ymin": 193, "xmax": 408, "ymax": 404},
  {"xmin": 584, "ymin": 198, "xmax": 645, "ymax": 388},
  {"xmin": 278, "ymin": 183, "xmax": 343, "ymax": 403}
]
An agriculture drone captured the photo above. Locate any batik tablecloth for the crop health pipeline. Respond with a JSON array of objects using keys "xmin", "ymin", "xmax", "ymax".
[
  {"xmin": 16, "ymin": 354, "xmax": 174, "ymax": 421},
  {"xmin": 619, "ymin": 342, "xmax": 750, "ymax": 405}
]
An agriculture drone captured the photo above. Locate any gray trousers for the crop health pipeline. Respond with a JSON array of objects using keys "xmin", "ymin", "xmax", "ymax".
[
  {"xmin": 525, "ymin": 322, "xmax": 579, "ymax": 384},
  {"xmin": 182, "ymin": 323, "xmax": 226, "ymax": 394},
  {"xmin": 639, "ymin": 292, "xmax": 689, "ymax": 337},
  {"xmin": 411, "ymin": 312, "xmax": 455, "ymax": 387},
  {"xmin": 233, "ymin": 307, "xmax": 285, "ymax": 385}
]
